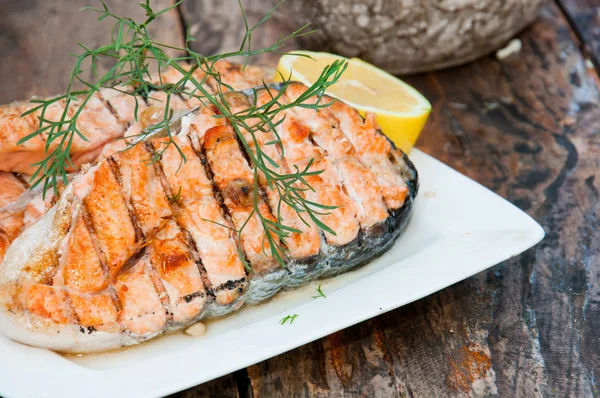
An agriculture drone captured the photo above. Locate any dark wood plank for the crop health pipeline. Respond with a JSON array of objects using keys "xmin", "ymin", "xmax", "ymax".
[
  {"xmin": 557, "ymin": 0, "xmax": 600, "ymax": 69},
  {"xmin": 168, "ymin": 373, "xmax": 240, "ymax": 398},
  {"xmin": 180, "ymin": 0, "xmax": 299, "ymax": 66},
  {"xmin": 0, "ymin": 0, "xmax": 184, "ymax": 103},
  {"xmin": 233, "ymin": 3, "xmax": 600, "ymax": 397}
]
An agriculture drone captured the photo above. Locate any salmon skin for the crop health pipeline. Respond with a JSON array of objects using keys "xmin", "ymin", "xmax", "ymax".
[{"xmin": 0, "ymin": 83, "xmax": 418, "ymax": 353}]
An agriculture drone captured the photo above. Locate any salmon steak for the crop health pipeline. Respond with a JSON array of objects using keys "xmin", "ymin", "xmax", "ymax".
[{"xmin": 0, "ymin": 82, "xmax": 418, "ymax": 353}]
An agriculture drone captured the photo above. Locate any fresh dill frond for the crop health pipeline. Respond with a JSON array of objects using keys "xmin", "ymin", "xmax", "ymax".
[
  {"xmin": 311, "ymin": 283, "xmax": 326, "ymax": 299},
  {"xmin": 19, "ymin": 0, "xmax": 347, "ymax": 269},
  {"xmin": 166, "ymin": 186, "xmax": 182, "ymax": 205},
  {"xmin": 280, "ymin": 314, "xmax": 298, "ymax": 325}
]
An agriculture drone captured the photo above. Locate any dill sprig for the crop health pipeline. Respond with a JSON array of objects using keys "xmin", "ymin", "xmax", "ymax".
[
  {"xmin": 166, "ymin": 186, "xmax": 182, "ymax": 205},
  {"xmin": 18, "ymin": 0, "xmax": 347, "ymax": 268},
  {"xmin": 280, "ymin": 314, "xmax": 298, "ymax": 325},
  {"xmin": 312, "ymin": 283, "xmax": 326, "ymax": 299}
]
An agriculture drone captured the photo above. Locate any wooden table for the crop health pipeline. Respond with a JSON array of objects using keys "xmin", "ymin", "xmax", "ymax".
[{"xmin": 1, "ymin": 0, "xmax": 599, "ymax": 396}]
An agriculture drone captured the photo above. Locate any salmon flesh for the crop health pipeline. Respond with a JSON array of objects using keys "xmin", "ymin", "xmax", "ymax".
[
  {"xmin": 0, "ymin": 61, "xmax": 273, "ymax": 175},
  {"xmin": 0, "ymin": 82, "xmax": 418, "ymax": 353}
]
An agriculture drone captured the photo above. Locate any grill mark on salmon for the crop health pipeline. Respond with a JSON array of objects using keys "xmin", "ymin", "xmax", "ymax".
[
  {"xmin": 147, "ymin": 220, "xmax": 207, "ymax": 323},
  {"xmin": 60, "ymin": 194, "xmax": 125, "ymax": 328},
  {"xmin": 0, "ymin": 94, "xmax": 126, "ymax": 175},
  {"xmin": 267, "ymin": 104, "xmax": 360, "ymax": 247},
  {"xmin": 151, "ymin": 66, "xmax": 214, "ymax": 109},
  {"xmin": 63, "ymin": 93, "xmax": 127, "ymax": 170},
  {"xmin": 206, "ymin": 61, "xmax": 274, "ymax": 93},
  {"xmin": 79, "ymin": 202, "xmax": 110, "ymax": 277},
  {"xmin": 320, "ymin": 93, "xmax": 410, "ymax": 210},
  {"xmin": 200, "ymin": 122, "xmax": 289, "ymax": 303},
  {"xmin": 226, "ymin": 91, "xmax": 322, "ymax": 262},
  {"xmin": 185, "ymin": 129, "xmax": 252, "ymax": 311},
  {"xmin": 146, "ymin": 90, "xmax": 191, "ymax": 111},
  {"xmin": 201, "ymin": 124, "xmax": 278, "ymax": 273},
  {"xmin": 86, "ymin": 155, "xmax": 184, "ymax": 326},
  {"xmin": 282, "ymin": 84, "xmax": 389, "ymax": 229},
  {"xmin": 58, "ymin": 213, "xmax": 109, "ymax": 293},
  {"xmin": 58, "ymin": 216, "xmax": 120, "ymax": 331},
  {"xmin": 144, "ymin": 253, "xmax": 172, "ymax": 318},
  {"xmin": 108, "ymin": 140, "xmax": 209, "ymax": 324},
  {"xmin": 99, "ymin": 86, "xmax": 148, "ymax": 126},
  {"xmin": 82, "ymin": 161, "xmax": 138, "ymax": 279},
  {"xmin": 114, "ymin": 252, "xmax": 168, "ymax": 337},
  {"xmin": 68, "ymin": 293, "xmax": 119, "ymax": 332},
  {"xmin": 142, "ymin": 142, "xmax": 217, "ymax": 308},
  {"xmin": 109, "ymin": 144, "xmax": 172, "ymax": 239},
  {"xmin": 89, "ymin": 90, "xmax": 128, "ymax": 132},
  {"xmin": 106, "ymin": 157, "xmax": 146, "ymax": 243},
  {"xmin": 13, "ymin": 173, "xmax": 30, "ymax": 188},
  {"xmin": 151, "ymin": 133, "xmax": 247, "ymax": 312}
]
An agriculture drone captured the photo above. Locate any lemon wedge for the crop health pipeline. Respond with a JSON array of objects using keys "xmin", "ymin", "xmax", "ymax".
[{"xmin": 276, "ymin": 51, "xmax": 431, "ymax": 153}]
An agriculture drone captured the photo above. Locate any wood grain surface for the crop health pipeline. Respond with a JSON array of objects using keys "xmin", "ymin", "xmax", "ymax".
[
  {"xmin": 179, "ymin": 0, "xmax": 298, "ymax": 66},
  {"xmin": 2, "ymin": 0, "xmax": 600, "ymax": 397},
  {"xmin": 558, "ymin": 0, "xmax": 600, "ymax": 69},
  {"xmin": 0, "ymin": 0, "xmax": 184, "ymax": 103}
]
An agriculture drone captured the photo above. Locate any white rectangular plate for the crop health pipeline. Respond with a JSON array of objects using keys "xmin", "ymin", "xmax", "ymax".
[{"xmin": 0, "ymin": 149, "xmax": 544, "ymax": 398}]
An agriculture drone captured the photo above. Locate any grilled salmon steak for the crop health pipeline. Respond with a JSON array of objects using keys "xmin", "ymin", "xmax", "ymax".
[{"xmin": 0, "ymin": 82, "xmax": 418, "ymax": 353}]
